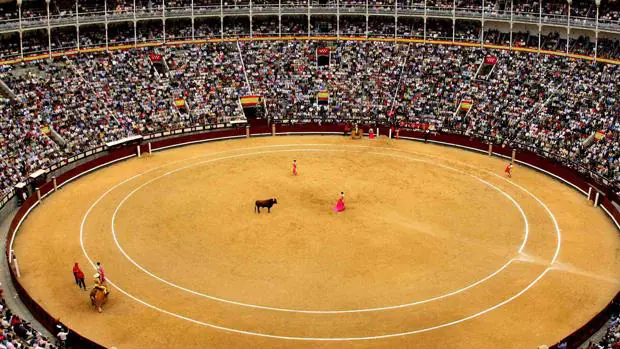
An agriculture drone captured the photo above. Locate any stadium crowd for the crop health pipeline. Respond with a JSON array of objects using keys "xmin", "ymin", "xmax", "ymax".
[
  {"xmin": 585, "ymin": 305, "xmax": 620, "ymax": 349},
  {"xmin": 0, "ymin": 11, "xmax": 619, "ymax": 60},
  {"xmin": 0, "ymin": 0, "xmax": 618, "ymax": 22},
  {"xmin": 1, "ymin": 40, "xmax": 619, "ymax": 199},
  {"xmin": 0, "ymin": 291, "xmax": 64, "ymax": 349},
  {"xmin": 0, "ymin": 10, "xmax": 618, "ymax": 348},
  {"xmin": 0, "ymin": 0, "xmax": 619, "ymax": 60}
]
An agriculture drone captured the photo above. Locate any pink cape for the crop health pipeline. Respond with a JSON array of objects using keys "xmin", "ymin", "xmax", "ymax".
[{"xmin": 333, "ymin": 199, "xmax": 345, "ymax": 212}]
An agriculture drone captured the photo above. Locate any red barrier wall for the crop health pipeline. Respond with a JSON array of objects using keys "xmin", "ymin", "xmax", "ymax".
[
  {"xmin": 4, "ymin": 125, "xmax": 618, "ymax": 349},
  {"xmin": 149, "ymin": 128, "xmax": 246, "ymax": 151}
]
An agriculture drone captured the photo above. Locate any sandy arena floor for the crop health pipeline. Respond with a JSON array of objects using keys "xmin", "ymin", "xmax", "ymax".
[{"xmin": 13, "ymin": 136, "xmax": 620, "ymax": 349}]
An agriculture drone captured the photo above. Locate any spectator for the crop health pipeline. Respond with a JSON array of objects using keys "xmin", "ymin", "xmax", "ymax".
[{"xmin": 0, "ymin": 35, "xmax": 618, "ymax": 208}]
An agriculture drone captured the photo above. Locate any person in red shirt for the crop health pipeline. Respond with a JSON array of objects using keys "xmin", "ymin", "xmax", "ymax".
[
  {"xmin": 72, "ymin": 262, "xmax": 81, "ymax": 285},
  {"xmin": 73, "ymin": 262, "xmax": 86, "ymax": 290},
  {"xmin": 505, "ymin": 163, "xmax": 513, "ymax": 178},
  {"xmin": 292, "ymin": 160, "xmax": 298, "ymax": 176}
]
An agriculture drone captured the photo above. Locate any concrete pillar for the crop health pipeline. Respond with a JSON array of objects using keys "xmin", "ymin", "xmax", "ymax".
[{"xmin": 12, "ymin": 254, "xmax": 20, "ymax": 278}]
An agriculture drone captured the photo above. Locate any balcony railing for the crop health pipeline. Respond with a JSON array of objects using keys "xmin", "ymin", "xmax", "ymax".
[{"xmin": 0, "ymin": 4, "xmax": 618, "ymax": 35}]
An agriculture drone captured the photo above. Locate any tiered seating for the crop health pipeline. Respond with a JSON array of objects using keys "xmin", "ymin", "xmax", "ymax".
[{"xmin": 0, "ymin": 41, "xmax": 618, "ymax": 200}]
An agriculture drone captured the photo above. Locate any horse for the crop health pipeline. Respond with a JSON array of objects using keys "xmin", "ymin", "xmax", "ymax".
[
  {"xmin": 255, "ymin": 198, "xmax": 277, "ymax": 213},
  {"xmin": 90, "ymin": 288, "xmax": 108, "ymax": 313},
  {"xmin": 351, "ymin": 127, "xmax": 363, "ymax": 139}
]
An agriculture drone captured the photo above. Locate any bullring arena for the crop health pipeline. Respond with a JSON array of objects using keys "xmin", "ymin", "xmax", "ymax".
[
  {"xmin": 9, "ymin": 131, "xmax": 620, "ymax": 349},
  {"xmin": 1, "ymin": 2, "xmax": 620, "ymax": 347}
]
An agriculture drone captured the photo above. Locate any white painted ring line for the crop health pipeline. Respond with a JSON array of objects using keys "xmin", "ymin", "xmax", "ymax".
[
  {"xmin": 108, "ymin": 148, "xmax": 529, "ymax": 314},
  {"xmin": 380, "ymin": 143, "xmax": 563, "ymax": 264},
  {"xmin": 17, "ymin": 142, "xmax": 383, "ymax": 260},
  {"xmin": 8, "ymin": 141, "xmax": 561, "ymax": 340},
  {"xmin": 366, "ymin": 151, "xmax": 530, "ymax": 254},
  {"xmin": 398, "ymin": 136, "xmax": 618, "ymax": 232},
  {"xmin": 378, "ymin": 142, "xmax": 563, "ymax": 264},
  {"xmin": 378, "ymin": 138, "xmax": 560, "ymax": 265},
  {"xmin": 9, "ymin": 155, "xmax": 137, "ymax": 261},
  {"xmin": 75, "ymin": 143, "xmax": 562, "ymax": 340},
  {"xmin": 601, "ymin": 206, "xmax": 620, "ymax": 231},
  {"xmin": 13, "ymin": 140, "xmax": 277, "ymax": 257},
  {"xmin": 4, "ymin": 139, "xmax": 580, "ymax": 340},
  {"xmin": 68, "ymin": 265, "xmax": 556, "ymax": 342},
  {"xmin": 488, "ymin": 172, "xmax": 562, "ymax": 264}
]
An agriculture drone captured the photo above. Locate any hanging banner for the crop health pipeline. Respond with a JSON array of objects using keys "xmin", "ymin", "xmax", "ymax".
[
  {"xmin": 476, "ymin": 55, "xmax": 498, "ymax": 80},
  {"xmin": 174, "ymin": 98, "xmax": 186, "ymax": 108},
  {"xmin": 149, "ymin": 53, "xmax": 163, "ymax": 62},
  {"xmin": 240, "ymin": 95, "xmax": 264, "ymax": 108},
  {"xmin": 453, "ymin": 98, "xmax": 474, "ymax": 120},
  {"xmin": 594, "ymin": 130, "xmax": 606, "ymax": 141},
  {"xmin": 316, "ymin": 47, "xmax": 330, "ymax": 67},
  {"xmin": 459, "ymin": 99, "xmax": 473, "ymax": 111},
  {"xmin": 484, "ymin": 55, "xmax": 498, "ymax": 65},
  {"xmin": 317, "ymin": 90, "xmax": 329, "ymax": 105},
  {"xmin": 317, "ymin": 90, "xmax": 329, "ymax": 101},
  {"xmin": 316, "ymin": 47, "xmax": 330, "ymax": 57}
]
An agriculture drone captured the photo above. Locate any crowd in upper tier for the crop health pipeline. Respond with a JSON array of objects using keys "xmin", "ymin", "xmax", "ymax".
[
  {"xmin": 0, "ymin": 0, "xmax": 619, "ymax": 21},
  {"xmin": 0, "ymin": 0, "xmax": 619, "ymax": 60},
  {"xmin": 1, "ymin": 17, "xmax": 619, "ymax": 62},
  {"xmin": 240, "ymin": 40, "xmax": 620, "ymax": 183},
  {"xmin": 0, "ymin": 40, "xmax": 618, "ymax": 200}
]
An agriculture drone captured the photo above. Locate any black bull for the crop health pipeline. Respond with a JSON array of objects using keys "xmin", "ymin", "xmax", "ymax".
[{"xmin": 255, "ymin": 198, "xmax": 277, "ymax": 213}]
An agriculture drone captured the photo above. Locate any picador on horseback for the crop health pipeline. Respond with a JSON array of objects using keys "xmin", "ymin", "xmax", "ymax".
[{"xmin": 90, "ymin": 273, "xmax": 109, "ymax": 313}]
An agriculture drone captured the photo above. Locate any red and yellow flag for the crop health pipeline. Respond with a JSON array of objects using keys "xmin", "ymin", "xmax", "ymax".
[
  {"xmin": 594, "ymin": 130, "xmax": 606, "ymax": 141},
  {"xmin": 174, "ymin": 98, "xmax": 186, "ymax": 108},
  {"xmin": 460, "ymin": 100, "xmax": 473, "ymax": 111},
  {"xmin": 317, "ymin": 90, "xmax": 329, "ymax": 102},
  {"xmin": 240, "ymin": 95, "xmax": 263, "ymax": 107}
]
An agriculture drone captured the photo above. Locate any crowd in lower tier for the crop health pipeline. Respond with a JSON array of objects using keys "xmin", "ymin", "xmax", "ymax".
[{"xmin": 0, "ymin": 40, "xmax": 618, "ymax": 200}]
